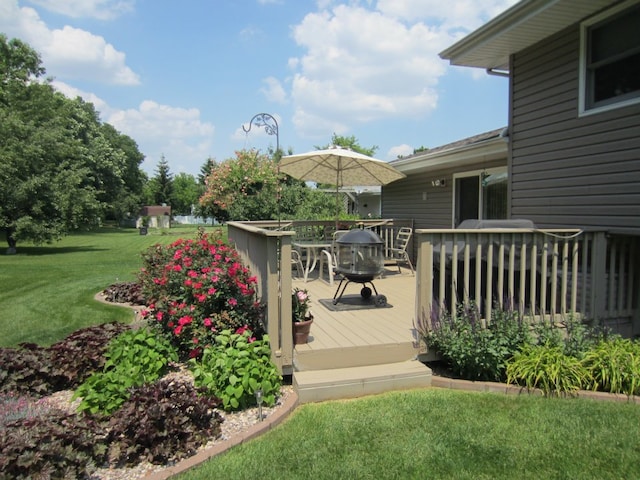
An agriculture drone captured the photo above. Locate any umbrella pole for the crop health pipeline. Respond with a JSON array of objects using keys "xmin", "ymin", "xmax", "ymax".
[{"xmin": 335, "ymin": 160, "xmax": 341, "ymax": 229}]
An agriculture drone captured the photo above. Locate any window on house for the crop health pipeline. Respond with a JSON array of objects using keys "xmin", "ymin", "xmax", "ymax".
[{"xmin": 582, "ymin": 2, "xmax": 640, "ymax": 113}]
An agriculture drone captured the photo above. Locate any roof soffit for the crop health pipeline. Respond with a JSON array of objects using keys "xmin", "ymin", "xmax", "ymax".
[{"xmin": 439, "ymin": 0, "xmax": 618, "ymax": 70}]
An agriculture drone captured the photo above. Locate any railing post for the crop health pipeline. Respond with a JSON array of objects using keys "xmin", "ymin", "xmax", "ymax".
[
  {"xmin": 590, "ymin": 231, "xmax": 608, "ymax": 325},
  {"xmin": 415, "ymin": 230, "xmax": 434, "ymax": 339}
]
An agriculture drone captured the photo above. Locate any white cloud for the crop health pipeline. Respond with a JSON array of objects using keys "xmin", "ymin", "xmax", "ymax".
[
  {"xmin": 25, "ymin": 0, "xmax": 134, "ymax": 20},
  {"xmin": 287, "ymin": 0, "xmax": 516, "ymax": 138},
  {"xmin": 387, "ymin": 144, "xmax": 413, "ymax": 160},
  {"xmin": 53, "ymin": 82, "xmax": 216, "ymax": 175},
  {"xmin": 107, "ymin": 101, "xmax": 215, "ymax": 174},
  {"xmin": 376, "ymin": 0, "xmax": 517, "ymax": 28},
  {"xmin": 51, "ymin": 80, "xmax": 111, "ymax": 115},
  {"xmin": 260, "ymin": 77, "xmax": 287, "ymax": 104},
  {"xmin": 0, "ymin": 0, "xmax": 139, "ymax": 85},
  {"xmin": 289, "ymin": 4, "xmax": 447, "ymax": 137}
]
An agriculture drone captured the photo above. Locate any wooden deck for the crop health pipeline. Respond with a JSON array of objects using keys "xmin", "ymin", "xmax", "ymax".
[
  {"xmin": 291, "ymin": 266, "xmax": 432, "ymax": 402},
  {"xmin": 293, "ymin": 267, "xmax": 421, "ymax": 370}
]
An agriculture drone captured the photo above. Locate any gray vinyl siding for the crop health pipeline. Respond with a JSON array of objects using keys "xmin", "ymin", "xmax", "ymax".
[
  {"xmin": 510, "ymin": 24, "xmax": 640, "ymax": 235},
  {"xmin": 382, "ymin": 159, "xmax": 505, "ymax": 230}
]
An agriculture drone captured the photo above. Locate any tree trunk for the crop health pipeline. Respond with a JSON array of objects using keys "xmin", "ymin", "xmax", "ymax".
[{"xmin": 6, "ymin": 227, "xmax": 17, "ymax": 254}]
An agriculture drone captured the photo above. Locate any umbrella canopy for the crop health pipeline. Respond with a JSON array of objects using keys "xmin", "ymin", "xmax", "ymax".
[{"xmin": 280, "ymin": 146, "xmax": 406, "ymax": 188}]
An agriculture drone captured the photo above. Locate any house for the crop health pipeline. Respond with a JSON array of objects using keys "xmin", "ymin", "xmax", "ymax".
[
  {"xmin": 384, "ymin": 127, "xmax": 508, "ymax": 229},
  {"xmin": 437, "ymin": 0, "xmax": 640, "ymax": 335},
  {"xmin": 439, "ymin": 0, "xmax": 640, "ymax": 233}
]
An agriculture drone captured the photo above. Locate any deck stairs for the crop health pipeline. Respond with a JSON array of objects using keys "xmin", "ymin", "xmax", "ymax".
[{"xmin": 291, "ymin": 272, "xmax": 432, "ymax": 403}]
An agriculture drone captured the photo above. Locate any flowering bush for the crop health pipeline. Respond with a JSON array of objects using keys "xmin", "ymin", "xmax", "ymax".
[
  {"xmin": 139, "ymin": 230, "xmax": 264, "ymax": 358},
  {"xmin": 292, "ymin": 288, "xmax": 312, "ymax": 322}
]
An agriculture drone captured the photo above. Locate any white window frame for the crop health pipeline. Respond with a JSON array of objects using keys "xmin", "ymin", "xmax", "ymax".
[
  {"xmin": 578, "ymin": 0, "xmax": 640, "ymax": 116},
  {"xmin": 452, "ymin": 167, "xmax": 506, "ymax": 228}
]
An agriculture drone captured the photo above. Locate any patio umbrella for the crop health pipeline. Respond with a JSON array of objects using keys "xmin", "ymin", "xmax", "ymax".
[{"xmin": 280, "ymin": 146, "xmax": 406, "ymax": 218}]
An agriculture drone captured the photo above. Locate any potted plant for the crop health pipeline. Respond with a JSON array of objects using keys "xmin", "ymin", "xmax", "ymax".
[{"xmin": 292, "ymin": 287, "xmax": 313, "ymax": 344}]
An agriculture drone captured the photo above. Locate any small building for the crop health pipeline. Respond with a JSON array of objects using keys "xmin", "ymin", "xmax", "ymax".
[{"xmin": 137, "ymin": 205, "xmax": 171, "ymax": 229}]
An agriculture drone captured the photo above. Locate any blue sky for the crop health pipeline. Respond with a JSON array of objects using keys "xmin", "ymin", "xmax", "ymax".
[{"xmin": 1, "ymin": 0, "xmax": 517, "ymax": 177}]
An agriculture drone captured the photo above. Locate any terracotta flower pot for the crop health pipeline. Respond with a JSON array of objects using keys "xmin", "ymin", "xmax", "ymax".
[{"xmin": 293, "ymin": 317, "xmax": 313, "ymax": 344}]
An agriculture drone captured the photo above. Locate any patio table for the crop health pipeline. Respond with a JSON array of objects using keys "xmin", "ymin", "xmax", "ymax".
[{"xmin": 292, "ymin": 240, "xmax": 331, "ymax": 282}]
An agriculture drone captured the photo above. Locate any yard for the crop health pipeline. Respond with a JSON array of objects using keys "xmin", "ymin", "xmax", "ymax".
[
  {"xmin": 178, "ymin": 387, "xmax": 640, "ymax": 480},
  {"xmin": 1, "ymin": 226, "xmax": 639, "ymax": 479}
]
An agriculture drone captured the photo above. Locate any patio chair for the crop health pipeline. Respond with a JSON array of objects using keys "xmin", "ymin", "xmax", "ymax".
[
  {"xmin": 291, "ymin": 249, "xmax": 304, "ymax": 279},
  {"xmin": 318, "ymin": 230, "xmax": 349, "ymax": 285},
  {"xmin": 387, "ymin": 227, "xmax": 414, "ymax": 275}
]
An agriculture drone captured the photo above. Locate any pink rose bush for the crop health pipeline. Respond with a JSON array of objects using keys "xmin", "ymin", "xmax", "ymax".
[{"xmin": 139, "ymin": 230, "xmax": 263, "ymax": 358}]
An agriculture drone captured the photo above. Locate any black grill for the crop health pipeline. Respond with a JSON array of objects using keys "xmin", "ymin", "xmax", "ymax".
[{"xmin": 332, "ymin": 229, "xmax": 387, "ymax": 306}]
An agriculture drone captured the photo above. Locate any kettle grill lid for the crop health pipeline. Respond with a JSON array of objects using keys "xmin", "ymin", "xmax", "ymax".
[{"xmin": 336, "ymin": 229, "xmax": 383, "ymax": 245}]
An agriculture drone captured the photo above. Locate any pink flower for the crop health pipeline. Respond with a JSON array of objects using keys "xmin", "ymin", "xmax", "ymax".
[
  {"xmin": 203, "ymin": 318, "xmax": 212, "ymax": 327},
  {"xmin": 228, "ymin": 298, "xmax": 238, "ymax": 307},
  {"xmin": 196, "ymin": 293, "xmax": 207, "ymax": 302},
  {"xmin": 178, "ymin": 315, "xmax": 193, "ymax": 326},
  {"xmin": 187, "ymin": 270, "xmax": 198, "ymax": 278},
  {"xmin": 156, "ymin": 311, "xmax": 164, "ymax": 321},
  {"xmin": 297, "ymin": 290, "xmax": 308, "ymax": 302},
  {"xmin": 174, "ymin": 325, "xmax": 183, "ymax": 335},
  {"xmin": 172, "ymin": 264, "xmax": 182, "ymax": 272},
  {"xmin": 208, "ymin": 287, "xmax": 217, "ymax": 295}
]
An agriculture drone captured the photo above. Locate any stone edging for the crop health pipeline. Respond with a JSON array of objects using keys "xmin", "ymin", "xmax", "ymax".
[
  {"xmin": 144, "ymin": 389, "xmax": 300, "ymax": 480},
  {"xmin": 431, "ymin": 376, "xmax": 640, "ymax": 404}
]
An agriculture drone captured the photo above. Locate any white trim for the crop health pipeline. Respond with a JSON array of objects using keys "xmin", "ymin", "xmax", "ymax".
[{"xmin": 578, "ymin": 0, "xmax": 640, "ymax": 116}]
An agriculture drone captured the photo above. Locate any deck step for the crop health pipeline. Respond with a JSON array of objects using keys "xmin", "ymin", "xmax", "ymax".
[
  {"xmin": 294, "ymin": 341, "xmax": 420, "ymax": 371},
  {"xmin": 293, "ymin": 360, "xmax": 432, "ymax": 404}
]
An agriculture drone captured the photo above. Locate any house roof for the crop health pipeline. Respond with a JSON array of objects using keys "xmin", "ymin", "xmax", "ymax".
[
  {"xmin": 439, "ymin": 0, "xmax": 617, "ymax": 71},
  {"xmin": 390, "ymin": 127, "xmax": 508, "ymax": 174}
]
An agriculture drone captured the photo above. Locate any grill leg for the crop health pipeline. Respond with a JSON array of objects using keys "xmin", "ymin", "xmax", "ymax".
[{"xmin": 332, "ymin": 277, "xmax": 352, "ymax": 305}]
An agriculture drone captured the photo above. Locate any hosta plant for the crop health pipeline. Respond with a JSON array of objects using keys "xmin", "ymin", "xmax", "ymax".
[
  {"xmin": 139, "ymin": 231, "xmax": 264, "ymax": 358},
  {"xmin": 506, "ymin": 343, "xmax": 589, "ymax": 396},
  {"xmin": 190, "ymin": 326, "xmax": 282, "ymax": 411},
  {"xmin": 74, "ymin": 327, "xmax": 178, "ymax": 415},
  {"xmin": 581, "ymin": 337, "xmax": 640, "ymax": 396}
]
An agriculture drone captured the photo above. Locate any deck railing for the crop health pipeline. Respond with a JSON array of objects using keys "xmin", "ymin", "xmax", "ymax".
[
  {"xmin": 226, "ymin": 219, "xmax": 414, "ymax": 374},
  {"xmin": 415, "ymin": 228, "xmax": 638, "ymax": 335},
  {"xmin": 228, "ymin": 221, "xmax": 639, "ymax": 374}
]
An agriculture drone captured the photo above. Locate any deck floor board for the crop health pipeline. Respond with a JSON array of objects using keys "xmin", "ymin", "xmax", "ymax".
[{"xmin": 292, "ymin": 267, "xmax": 419, "ymax": 369}]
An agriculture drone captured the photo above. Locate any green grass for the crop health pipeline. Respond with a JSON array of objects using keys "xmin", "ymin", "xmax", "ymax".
[
  {"xmin": 179, "ymin": 388, "xmax": 640, "ymax": 480},
  {"xmin": 0, "ymin": 225, "xmax": 226, "ymax": 347}
]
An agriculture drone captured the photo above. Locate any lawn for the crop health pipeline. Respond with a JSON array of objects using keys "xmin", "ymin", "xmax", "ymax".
[
  {"xmin": 178, "ymin": 388, "xmax": 640, "ymax": 480},
  {"xmin": 0, "ymin": 225, "xmax": 226, "ymax": 347}
]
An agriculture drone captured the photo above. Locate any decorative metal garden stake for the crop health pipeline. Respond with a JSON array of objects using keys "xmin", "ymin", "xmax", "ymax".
[{"xmin": 255, "ymin": 388, "xmax": 264, "ymax": 422}]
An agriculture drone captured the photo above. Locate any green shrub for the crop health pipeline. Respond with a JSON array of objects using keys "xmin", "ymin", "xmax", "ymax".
[
  {"xmin": 532, "ymin": 316, "xmax": 610, "ymax": 358},
  {"xmin": 506, "ymin": 344, "xmax": 589, "ymax": 396},
  {"xmin": 105, "ymin": 379, "xmax": 223, "ymax": 467},
  {"xmin": 74, "ymin": 327, "xmax": 178, "ymax": 415},
  {"xmin": 139, "ymin": 230, "xmax": 264, "ymax": 358},
  {"xmin": 190, "ymin": 327, "xmax": 282, "ymax": 411},
  {"xmin": 581, "ymin": 338, "xmax": 640, "ymax": 396},
  {"xmin": 425, "ymin": 303, "xmax": 531, "ymax": 381}
]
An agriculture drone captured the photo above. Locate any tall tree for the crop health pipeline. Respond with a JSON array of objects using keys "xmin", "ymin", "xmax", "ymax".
[
  {"xmin": 0, "ymin": 36, "xmax": 101, "ymax": 251},
  {"xmin": 151, "ymin": 155, "xmax": 173, "ymax": 206},
  {"xmin": 171, "ymin": 172, "xmax": 201, "ymax": 215},
  {"xmin": 316, "ymin": 133, "xmax": 378, "ymax": 157},
  {"xmin": 0, "ymin": 35, "xmax": 146, "ymax": 250}
]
